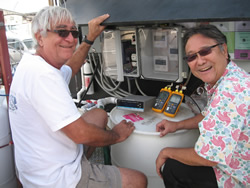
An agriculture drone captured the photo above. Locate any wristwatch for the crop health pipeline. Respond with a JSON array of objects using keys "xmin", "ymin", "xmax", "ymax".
[{"xmin": 83, "ymin": 35, "xmax": 94, "ymax": 45}]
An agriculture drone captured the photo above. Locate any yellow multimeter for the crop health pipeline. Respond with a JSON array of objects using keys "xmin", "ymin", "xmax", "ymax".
[
  {"xmin": 163, "ymin": 90, "xmax": 184, "ymax": 117},
  {"xmin": 152, "ymin": 87, "xmax": 172, "ymax": 113}
]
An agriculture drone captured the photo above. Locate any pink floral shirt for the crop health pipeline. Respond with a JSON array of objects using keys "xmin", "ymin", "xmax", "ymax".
[{"xmin": 195, "ymin": 62, "xmax": 250, "ymax": 188}]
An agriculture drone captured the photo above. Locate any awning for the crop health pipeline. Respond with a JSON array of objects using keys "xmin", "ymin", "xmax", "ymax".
[{"xmin": 65, "ymin": 0, "xmax": 250, "ymax": 26}]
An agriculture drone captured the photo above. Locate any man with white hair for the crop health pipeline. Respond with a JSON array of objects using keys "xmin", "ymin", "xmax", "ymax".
[{"xmin": 9, "ymin": 6, "xmax": 147, "ymax": 188}]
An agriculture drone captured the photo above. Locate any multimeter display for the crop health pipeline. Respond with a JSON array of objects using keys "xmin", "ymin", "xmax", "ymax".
[
  {"xmin": 169, "ymin": 95, "xmax": 182, "ymax": 104},
  {"xmin": 152, "ymin": 89, "xmax": 171, "ymax": 113},
  {"xmin": 164, "ymin": 93, "xmax": 183, "ymax": 117}
]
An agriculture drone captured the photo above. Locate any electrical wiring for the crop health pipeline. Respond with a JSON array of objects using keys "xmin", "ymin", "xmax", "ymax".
[
  {"xmin": 135, "ymin": 78, "xmax": 147, "ymax": 96},
  {"xmin": 98, "ymin": 59, "xmax": 130, "ymax": 96},
  {"xmin": 100, "ymin": 63, "xmax": 122, "ymax": 92},
  {"xmin": 185, "ymin": 95, "xmax": 201, "ymax": 113},
  {"xmin": 89, "ymin": 52, "xmax": 133, "ymax": 98},
  {"xmin": 126, "ymin": 77, "xmax": 131, "ymax": 93},
  {"xmin": 85, "ymin": 51, "xmax": 151, "ymax": 99},
  {"xmin": 96, "ymin": 53, "xmax": 135, "ymax": 96},
  {"xmin": 76, "ymin": 56, "xmax": 99, "ymax": 108},
  {"xmin": 89, "ymin": 53, "xmax": 123, "ymax": 97},
  {"xmin": 88, "ymin": 53, "xmax": 124, "ymax": 98},
  {"xmin": 183, "ymin": 67, "xmax": 192, "ymax": 87}
]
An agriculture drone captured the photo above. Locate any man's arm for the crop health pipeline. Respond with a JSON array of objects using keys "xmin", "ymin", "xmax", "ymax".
[
  {"xmin": 66, "ymin": 43, "xmax": 91, "ymax": 78},
  {"xmin": 66, "ymin": 14, "xmax": 109, "ymax": 77},
  {"xmin": 61, "ymin": 116, "xmax": 135, "ymax": 147},
  {"xmin": 156, "ymin": 147, "xmax": 217, "ymax": 178},
  {"xmin": 175, "ymin": 113, "xmax": 204, "ymax": 130},
  {"xmin": 161, "ymin": 148, "xmax": 217, "ymax": 166},
  {"xmin": 156, "ymin": 113, "xmax": 204, "ymax": 137}
]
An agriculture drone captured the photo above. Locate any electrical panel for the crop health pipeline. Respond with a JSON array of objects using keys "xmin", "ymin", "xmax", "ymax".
[
  {"xmin": 138, "ymin": 27, "xmax": 185, "ymax": 82},
  {"xmin": 120, "ymin": 28, "xmax": 140, "ymax": 77},
  {"xmin": 102, "ymin": 28, "xmax": 140, "ymax": 81},
  {"xmin": 102, "ymin": 26, "xmax": 188, "ymax": 83},
  {"xmin": 102, "ymin": 30, "xmax": 124, "ymax": 81}
]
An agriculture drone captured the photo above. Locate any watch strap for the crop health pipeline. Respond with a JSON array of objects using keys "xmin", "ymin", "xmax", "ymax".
[{"xmin": 83, "ymin": 35, "xmax": 94, "ymax": 45}]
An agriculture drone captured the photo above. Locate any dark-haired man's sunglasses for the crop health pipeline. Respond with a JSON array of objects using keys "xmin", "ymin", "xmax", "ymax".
[
  {"xmin": 47, "ymin": 30, "xmax": 79, "ymax": 38},
  {"xmin": 183, "ymin": 43, "xmax": 223, "ymax": 63}
]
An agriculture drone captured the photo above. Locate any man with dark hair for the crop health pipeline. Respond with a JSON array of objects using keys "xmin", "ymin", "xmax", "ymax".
[{"xmin": 156, "ymin": 24, "xmax": 249, "ymax": 188}]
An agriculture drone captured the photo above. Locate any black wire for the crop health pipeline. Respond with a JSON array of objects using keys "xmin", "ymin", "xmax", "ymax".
[
  {"xmin": 186, "ymin": 95, "xmax": 201, "ymax": 113},
  {"xmin": 77, "ymin": 53, "xmax": 100, "ymax": 108},
  {"xmin": 78, "ymin": 26, "xmax": 83, "ymax": 43}
]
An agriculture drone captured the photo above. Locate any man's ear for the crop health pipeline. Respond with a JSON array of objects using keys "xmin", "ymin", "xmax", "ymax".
[
  {"xmin": 222, "ymin": 43, "xmax": 229, "ymax": 59},
  {"xmin": 35, "ymin": 32, "xmax": 43, "ymax": 47}
]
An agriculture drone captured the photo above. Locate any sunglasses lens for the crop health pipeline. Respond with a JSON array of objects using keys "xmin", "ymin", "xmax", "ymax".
[
  {"xmin": 71, "ymin": 31, "xmax": 79, "ymax": 38},
  {"xmin": 187, "ymin": 54, "xmax": 197, "ymax": 62},
  {"xmin": 199, "ymin": 48, "xmax": 212, "ymax": 57},
  {"xmin": 184, "ymin": 43, "xmax": 221, "ymax": 63},
  {"xmin": 185, "ymin": 47, "xmax": 213, "ymax": 62},
  {"xmin": 57, "ymin": 30, "xmax": 70, "ymax": 37},
  {"xmin": 56, "ymin": 30, "xmax": 79, "ymax": 38}
]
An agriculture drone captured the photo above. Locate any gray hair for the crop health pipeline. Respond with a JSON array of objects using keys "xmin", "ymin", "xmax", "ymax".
[
  {"xmin": 31, "ymin": 6, "xmax": 76, "ymax": 46},
  {"xmin": 183, "ymin": 24, "xmax": 230, "ymax": 61}
]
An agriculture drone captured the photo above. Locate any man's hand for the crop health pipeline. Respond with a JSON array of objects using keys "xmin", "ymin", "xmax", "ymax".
[
  {"xmin": 111, "ymin": 120, "xmax": 135, "ymax": 143},
  {"xmin": 155, "ymin": 148, "xmax": 169, "ymax": 178},
  {"xmin": 87, "ymin": 14, "xmax": 110, "ymax": 41},
  {"xmin": 156, "ymin": 119, "xmax": 178, "ymax": 137}
]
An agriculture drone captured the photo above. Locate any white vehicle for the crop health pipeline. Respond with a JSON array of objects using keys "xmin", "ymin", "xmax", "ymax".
[
  {"xmin": 6, "ymin": 31, "xmax": 36, "ymax": 54},
  {"xmin": 8, "ymin": 45, "xmax": 22, "ymax": 63},
  {"xmin": 7, "ymin": 37, "xmax": 35, "ymax": 55},
  {"xmin": 6, "ymin": 32, "xmax": 36, "ymax": 74},
  {"xmin": 8, "ymin": 45, "xmax": 22, "ymax": 75}
]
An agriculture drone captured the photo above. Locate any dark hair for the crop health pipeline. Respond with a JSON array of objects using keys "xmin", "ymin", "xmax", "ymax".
[{"xmin": 183, "ymin": 24, "xmax": 230, "ymax": 61}]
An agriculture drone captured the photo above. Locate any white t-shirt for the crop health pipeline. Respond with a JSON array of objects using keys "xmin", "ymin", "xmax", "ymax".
[{"xmin": 9, "ymin": 54, "xmax": 82, "ymax": 188}]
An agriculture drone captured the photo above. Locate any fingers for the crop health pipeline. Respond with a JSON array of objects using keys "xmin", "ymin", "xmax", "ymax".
[
  {"xmin": 97, "ymin": 14, "xmax": 110, "ymax": 23},
  {"xmin": 156, "ymin": 121, "xmax": 166, "ymax": 137},
  {"xmin": 156, "ymin": 123, "xmax": 163, "ymax": 132},
  {"xmin": 88, "ymin": 14, "xmax": 109, "ymax": 30},
  {"xmin": 87, "ymin": 14, "xmax": 110, "ymax": 41},
  {"xmin": 112, "ymin": 120, "xmax": 135, "ymax": 143},
  {"xmin": 156, "ymin": 156, "xmax": 163, "ymax": 178},
  {"xmin": 156, "ymin": 119, "xmax": 176, "ymax": 137},
  {"xmin": 156, "ymin": 168, "xmax": 163, "ymax": 179},
  {"xmin": 156, "ymin": 149, "xmax": 168, "ymax": 179},
  {"xmin": 160, "ymin": 129, "xmax": 168, "ymax": 137},
  {"xmin": 122, "ymin": 120, "xmax": 135, "ymax": 132},
  {"xmin": 125, "ymin": 120, "xmax": 134, "ymax": 126},
  {"xmin": 88, "ymin": 14, "xmax": 110, "ymax": 25},
  {"xmin": 156, "ymin": 120, "xmax": 165, "ymax": 130},
  {"xmin": 121, "ymin": 119, "xmax": 134, "ymax": 125}
]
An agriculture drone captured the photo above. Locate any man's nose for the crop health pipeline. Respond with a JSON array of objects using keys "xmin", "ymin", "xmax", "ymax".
[{"xmin": 196, "ymin": 53, "xmax": 206, "ymax": 65}]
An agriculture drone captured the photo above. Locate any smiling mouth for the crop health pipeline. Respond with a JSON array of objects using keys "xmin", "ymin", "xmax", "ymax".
[
  {"xmin": 199, "ymin": 66, "xmax": 212, "ymax": 72},
  {"xmin": 60, "ymin": 45, "xmax": 73, "ymax": 49},
  {"xmin": 61, "ymin": 47, "xmax": 71, "ymax": 49}
]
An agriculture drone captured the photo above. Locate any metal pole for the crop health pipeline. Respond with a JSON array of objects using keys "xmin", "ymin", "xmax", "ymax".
[{"xmin": 0, "ymin": 10, "xmax": 12, "ymax": 102}]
